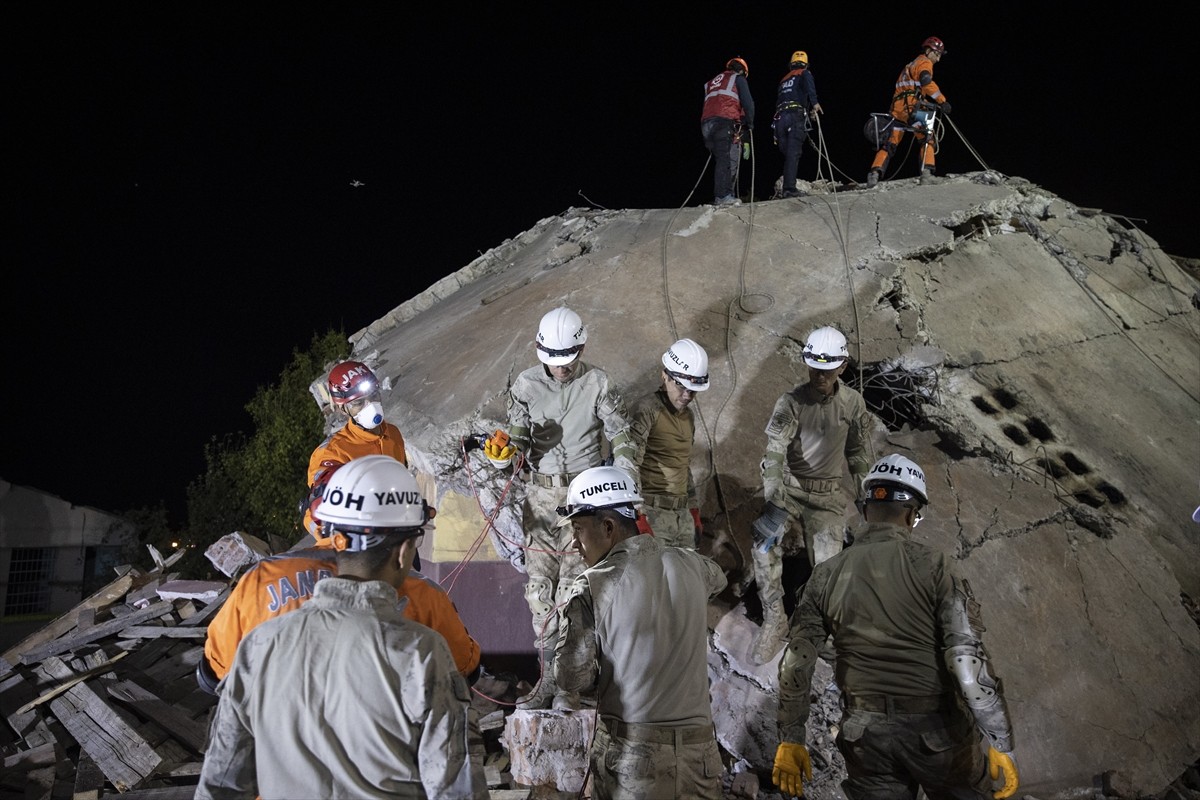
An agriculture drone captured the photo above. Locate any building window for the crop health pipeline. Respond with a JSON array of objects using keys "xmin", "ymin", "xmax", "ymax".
[{"xmin": 5, "ymin": 548, "xmax": 55, "ymax": 616}]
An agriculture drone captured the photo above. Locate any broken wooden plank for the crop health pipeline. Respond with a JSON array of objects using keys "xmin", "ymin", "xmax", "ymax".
[
  {"xmin": 0, "ymin": 672, "xmax": 59, "ymax": 750},
  {"xmin": 1, "ymin": 570, "xmax": 140, "ymax": 665},
  {"xmin": 106, "ymin": 679, "xmax": 208, "ymax": 753},
  {"xmin": 0, "ymin": 740, "xmax": 57, "ymax": 771},
  {"xmin": 20, "ymin": 601, "xmax": 176, "ymax": 664},
  {"xmin": 72, "ymin": 750, "xmax": 106, "ymax": 800},
  {"xmin": 38, "ymin": 656, "xmax": 162, "ymax": 791},
  {"xmin": 15, "ymin": 651, "xmax": 129, "ymax": 715},
  {"xmin": 177, "ymin": 586, "xmax": 230, "ymax": 628},
  {"xmin": 118, "ymin": 627, "xmax": 206, "ymax": 640},
  {"xmin": 97, "ymin": 786, "xmax": 197, "ymax": 799}
]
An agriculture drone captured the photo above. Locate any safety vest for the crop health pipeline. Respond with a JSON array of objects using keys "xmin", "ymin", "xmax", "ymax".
[
  {"xmin": 775, "ymin": 68, "xmax": 809, "ymax": 111},
  {"xmin": 702, "ymin": 70, "xmax": 744, "ymax": 121}
]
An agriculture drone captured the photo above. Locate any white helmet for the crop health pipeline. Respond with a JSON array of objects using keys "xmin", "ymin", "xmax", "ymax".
[
  {"xmin": 536, "ymin": 306, "xmax": 588, "ymax": 366},
  {"xmin": 555, "ymin": 466, "xmax": 643, "ymax": 527},
  {"xmin": 803, "ymin": 326, "xmax": 849, "ymax": 370},
  {"xmin": 862, "ymin": 454, "xmax": 928, "ymax": 507},
  {"xmin": 662, "ymin": 338, "xmax": 710, "ymax": 392},
  {"xmin": 314, "ymin": 455, "xmax": 435, "ymax": 546}
]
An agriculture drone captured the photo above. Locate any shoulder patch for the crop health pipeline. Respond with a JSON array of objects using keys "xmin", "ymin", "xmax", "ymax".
[{"xmin": 765, "ymin": 410, "xmax": 792, "ymax": 437}]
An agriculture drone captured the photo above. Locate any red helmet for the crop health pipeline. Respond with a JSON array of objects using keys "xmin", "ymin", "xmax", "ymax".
[
  {"xmin": 726, "ymin": 57, "xmax": 749, "ymax": 77},
  {"xmin": 327, "ymin": 361, "xmax": 378, "ymax": 405},
  {"xmin": 922, "ymin": 36, "xmax": 946, "ymax": 54}
]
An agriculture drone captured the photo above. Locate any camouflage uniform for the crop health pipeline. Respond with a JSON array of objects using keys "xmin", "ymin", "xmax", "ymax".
[
  {"xmin": 507, "ymin": 361, "xmax": 636, "ymax": 703},
  {"xmin": 777, "ymin": 522, "xmax": 1014, "ymax": 799},
  {"xmin": 753, "ymin": 380, "xmax": 874, "ymax": 662},
  {"xmin": 629, "ymin": 387, "xmax": 699, "ymax": 549},
  {"xmin": 196, "ymin": 577, "xmax": 487, "ymax": 800},
  {"xmin": 556, "ymin": 534, "xmax": 726, "ymax": 799}
]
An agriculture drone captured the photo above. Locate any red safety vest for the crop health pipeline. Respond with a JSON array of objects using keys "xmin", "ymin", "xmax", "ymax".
[{"xmin": 702, "ymin": 71, "xmax": 744, "ymax": 121}]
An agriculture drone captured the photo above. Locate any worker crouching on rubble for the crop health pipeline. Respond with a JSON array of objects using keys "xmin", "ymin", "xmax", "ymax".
[
  {"xmin": 196, "ymin": 455, "xmax": 488, "ymax": 800},
  {"xmin": 554, "ymin": 466, "xmax": 728, "ymax": 799}
]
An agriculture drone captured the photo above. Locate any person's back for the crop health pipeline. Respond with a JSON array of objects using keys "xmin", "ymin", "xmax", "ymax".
[
  {"xmin": 798, "ymin": 522, "xmax": 948, "ymax": 697},
  {"xmin": 572, "ymin": 534, "xmax": 722, "ymax": 724},
  {"xmin": 202, "ymin": 548, "xmax": 336, "ymax": 685},
  {"xmin": 200, "ymin": 548, "xmax": 481, "ymax": 688},
  {"xmin": 197, "ymin": 455, "xmax": 487, "ymax": 800},
  {"xmin": 203, "ymin": 580, "xmax": 476, "ymax": 798}
]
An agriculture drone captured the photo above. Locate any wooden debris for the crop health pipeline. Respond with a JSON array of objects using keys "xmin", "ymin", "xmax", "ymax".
[{"xmin": 0, "ymin": 562, "xmax": 534, "ymax": 798}]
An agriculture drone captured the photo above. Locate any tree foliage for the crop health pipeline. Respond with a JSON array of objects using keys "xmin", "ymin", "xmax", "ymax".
[{"xmin": 184, "ymin": 329, "xmax": 350, "ymax": 553}]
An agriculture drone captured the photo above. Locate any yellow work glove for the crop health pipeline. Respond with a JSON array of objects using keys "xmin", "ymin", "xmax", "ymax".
[
  {"xmin": 771, "ymin": 741, "xmax": 812, "ymax": 797},
  {"xmin": 987, "ymin": 746, "xmax": 1019, "ymax": 799}
]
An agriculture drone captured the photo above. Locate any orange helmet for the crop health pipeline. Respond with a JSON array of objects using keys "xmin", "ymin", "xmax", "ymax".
[
  {"xmin": 922, "ymin": 36, "xmax": 946, "ymax": 54},
  {"xmin": 726, "ymin": 57, "xmax": 749, "ymax": 77}
]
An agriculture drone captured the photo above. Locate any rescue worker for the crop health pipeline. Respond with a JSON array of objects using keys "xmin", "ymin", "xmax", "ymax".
[
  {"xmin": 504, "ymin": 306, "xmax": 638, "ymax": 709},
  {"xmin": 773, "ymin": 50, "xmax": 823, "ymax": 199},
  {"xmin": 198, "ymin": 463, "xmax": 482, "ymax": 692},
  {"xmin": 302, "ymin": 359, "xmax": 407, "ymax": 542},
  {"xmin": 629, "ymin": 338, "xmax": 710, "ymax": 549},
  {"xmin": 750, "ymin": 325, "xmax": 876, "ymax": 665},
  {"xmin": 701, "ymin": 56, "xmax": 755, "ymax": 206},
  {"xmin": 554, "ymin": 466, "xmax": 727, "ymax": 800},
  {"xmin": 196, "ymin": 455, "xmax": 488, "ymax": 800},
  {"xmin": 867, "ymin": 36, "xmax": 952, "ymax": 188},
  {"xmin": 772, "ymin": 454, "xmax": 1019, "ymax": 800}
]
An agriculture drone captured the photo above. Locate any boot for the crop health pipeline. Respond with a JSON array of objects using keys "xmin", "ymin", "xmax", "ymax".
[
  {"xmin": 516, "ymin": 650, "xmax": 558, "ymax": 710},
  {"xmin": 919, "ymin": 168, "xmax": 942, "ymax": 185},
  {"xmin": 865, "ymin": 169, "xmax": 880, "ymax": 188},
  {"xmin": 750, "ymin": 604, "xmax": 790, "ymax": 666}
]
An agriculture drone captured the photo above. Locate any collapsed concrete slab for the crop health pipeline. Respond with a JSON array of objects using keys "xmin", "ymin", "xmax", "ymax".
[{"xmin": 342, "ymin": 171, "xmax": 1199, "ymax": 796}]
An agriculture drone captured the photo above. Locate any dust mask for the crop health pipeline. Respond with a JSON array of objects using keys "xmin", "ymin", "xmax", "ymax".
[{"xmin": 353, "ymin": 401, "xmax": 383, "ymax": 429}]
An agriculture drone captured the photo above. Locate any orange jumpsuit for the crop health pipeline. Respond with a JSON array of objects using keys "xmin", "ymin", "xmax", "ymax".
[
  {"xmin": 203, "ymin": 545, "xmax": 481, "ymax": 681},
  {"xmin": 303, "ymin": 420, "xmax": 407, "ymax": 536},
  {"xmin": 870, "ymin": 53, "xmax": 949, "ymax": 174}
]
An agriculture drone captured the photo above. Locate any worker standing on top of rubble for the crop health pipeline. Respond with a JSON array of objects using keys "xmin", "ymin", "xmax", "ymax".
[
  {"xmin": 300, "ymin": 360, "xmax": 407, "ymax": 544},
  {"xmin": 502, "ymin": 306, "xmax": 638, "ymax": 710},
  {"xmin": 773, "ymin": 49, "xmax": 822, "ymax": 198},
  {"xmin": 196, "ymin": 456, "xmax": 488, "ymax": 800},
  {"xmin": 628, "ymin": 338, "xmax": 711, "ymax": 549},
  {"xmin": 771, "ymin": 454, "xmax": 1019, "ymax": 800},
  {"xmin": 749, "ymin": 326, "xmax": 876, "ymax": 666},
  {"xmin": 702, "ymin": 56, "xmax": 754, "ymax": 206},
  {"xmin": 554, "ymin": 466, "xmax": 727, "ymax": 800},
  {"xmin": 197, "ymin": 460, "xmax": 481, "ymax": 693},
  {"xmin": 866, "ymin": 36, "xmax": 952, "ymax": 188}
]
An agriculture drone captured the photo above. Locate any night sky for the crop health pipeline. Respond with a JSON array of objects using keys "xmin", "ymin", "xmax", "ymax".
[{"xmin": 4, "ymin": 5, "xmax": 1188, "ymax": 525}]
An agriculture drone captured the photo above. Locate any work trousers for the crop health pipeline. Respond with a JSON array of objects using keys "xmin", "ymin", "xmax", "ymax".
[
  {"xmin": 753, "ymin": 482, "xmax": 848, "ymax": 614},
  {"xmin": 641, "ymin": 500, "xmax": 696, "ymax": 550},
  {"xmin": 774, "ymin": 109, "xmax": 810, "ymax": 191},
  {"xmin": 521, "ymin": 482, "xmax": 583, "ymax": 652},
  {"xmin": 701, "ymin": 116, "xmax": 739, "ymax": 201},
  {"xmin": 591, "ymin": 722, "xmax": 723, "ymax": 800},
  {"xmin": 837, "ymin": 708, "xmax": 992, "ymax": 800},
  {"xmin": 871, "ymin": 118, "xmax": 935, "ymax": 174}
]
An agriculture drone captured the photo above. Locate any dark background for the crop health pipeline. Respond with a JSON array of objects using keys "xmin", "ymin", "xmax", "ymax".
[{"xmin": 4, "ymin": 6, "xmax": 1188, "ymax": 525}]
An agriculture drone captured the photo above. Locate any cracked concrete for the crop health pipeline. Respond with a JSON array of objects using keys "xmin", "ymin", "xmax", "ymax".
[{"xmin": 335, "ymin": 171, "xmax": 1198, "ymax": 796}]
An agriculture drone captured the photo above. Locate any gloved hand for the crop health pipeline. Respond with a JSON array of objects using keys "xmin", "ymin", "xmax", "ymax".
[
  {"xmin": 752, "ymin": 502, "xmax": 789, "ymax": 553},
  {"xmin": 939, "ymin": 101, "xmax": 952, "ymax": 116},
  {"xmin": 771, "ymin": 742, "xmax": 812, "ymax": 796},
  {"xmin": 742, "ymin": 142, "xmax": 750, "ymax": 160},
  {"xmin": 636, "ymin": 513, "xmax": 653, "ymax": 536},
  {"xmin": 810, "ymin": 103, "xmax": 823, "ymax": 116},
  {"xmin": 690, "ymin": 508, "xmax": 703, "ymax": 537},
  {"xmin": 987, "ymin": 747, "xmax": 1019, "ymax": 799}
]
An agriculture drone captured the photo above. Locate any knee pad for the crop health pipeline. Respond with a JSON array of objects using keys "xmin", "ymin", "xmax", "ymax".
[{"xmin": 524, "ymin": 575, "xmax": 555, "ymax": 620}]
